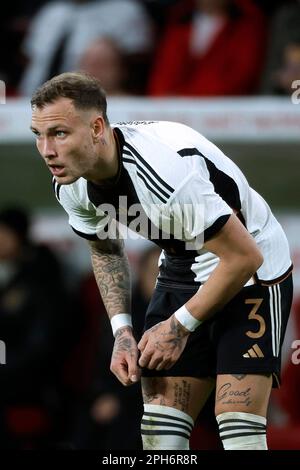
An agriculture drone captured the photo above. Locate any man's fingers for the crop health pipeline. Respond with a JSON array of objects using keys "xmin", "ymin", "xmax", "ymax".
[
  {"xmin": 137, "ymin": 333, "xmax": 148, "ymax": 352},
  {"xmin": 113, "ymin": 368, "xmax": 130, "ymax": 386},
  {"xmin": 138, "ymin": 349, "xmax": 153, "ymax": 368},
  {"xmin": 111, "ymin": 349, "xmax": 142, "ymax": 385},
  {"xmin": 147, "ymin": 354, "xmax": 162, "ymax": 370},
  {"xmin": 128, "ymin": 358, "xmax": 141, "ymax": 383},
  {"xmin": 156, "ymin": 360, "xmax": 170, "ymax": 371},
  {"xmin": 111, "ymin": 360, "xmax": 132, "ymax": 386}
]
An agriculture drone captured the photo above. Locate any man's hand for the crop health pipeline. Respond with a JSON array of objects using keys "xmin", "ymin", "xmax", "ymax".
[
  {"xmin": 138, "ymin": 315, "xmax": 190, "ymax": 371},
  {"xmin": 110, "ymin": 326, "xmax": 141, "ymax": 386}
]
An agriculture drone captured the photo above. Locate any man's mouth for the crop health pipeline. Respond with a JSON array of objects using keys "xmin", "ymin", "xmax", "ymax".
[{"xmin": 49, "ymin": 165, "xmax": 66, "ymax": 176}]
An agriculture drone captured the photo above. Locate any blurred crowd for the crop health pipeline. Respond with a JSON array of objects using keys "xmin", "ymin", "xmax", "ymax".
[
  {"xmin": 0, "ymin": 205, "xmax": 161, "ymax": 449},
  {"xmin": 1, "ymin": 0, "xmax": 300, "ymax": 98}
]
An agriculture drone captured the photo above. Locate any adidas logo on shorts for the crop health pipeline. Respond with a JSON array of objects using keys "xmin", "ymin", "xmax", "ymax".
[{"xmin": 243, "ymin": 344, "xmax": 264, "ymax": 358}]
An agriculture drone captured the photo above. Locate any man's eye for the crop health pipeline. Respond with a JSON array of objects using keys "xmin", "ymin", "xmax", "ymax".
[{"xmin": 56, "ymin": 130, "xmax": 66, "ymax": 137}]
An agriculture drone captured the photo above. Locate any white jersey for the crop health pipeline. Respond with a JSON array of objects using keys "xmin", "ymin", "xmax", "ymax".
[{"xmin": 53, "ymin": 121, "xmax": 292, "ymax": 287}]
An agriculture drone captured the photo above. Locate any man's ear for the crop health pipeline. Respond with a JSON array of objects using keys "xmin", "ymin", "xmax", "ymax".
[{"xmin": 92, "ymin": 115, "xmax": 105, "ymax": 142}]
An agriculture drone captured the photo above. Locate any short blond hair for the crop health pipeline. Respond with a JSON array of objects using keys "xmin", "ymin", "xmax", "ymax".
[{"xmin": 31, "ymin": 71, "xmax": 109, "ymax": 124}]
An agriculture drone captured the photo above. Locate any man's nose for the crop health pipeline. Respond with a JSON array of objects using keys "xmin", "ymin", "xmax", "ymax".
[{"xmin": 39, "ymin": 138, "xmax": 56, "ymax": 159}]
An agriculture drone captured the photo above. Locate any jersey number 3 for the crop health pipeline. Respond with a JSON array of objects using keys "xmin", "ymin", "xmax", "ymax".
[{"xmin": 245, "ymin": 298, "xmax": 265, "ymax": 339}]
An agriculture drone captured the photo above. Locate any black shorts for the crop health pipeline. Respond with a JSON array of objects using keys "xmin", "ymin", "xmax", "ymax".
[{"xmin": 142, "ymin": 274, "xmax": 293, "ymax": 387}]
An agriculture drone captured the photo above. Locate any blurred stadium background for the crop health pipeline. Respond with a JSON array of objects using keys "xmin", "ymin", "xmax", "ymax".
[{"xmin": 0, "ymin": 0, "xmax": 299, "ymax": 451}]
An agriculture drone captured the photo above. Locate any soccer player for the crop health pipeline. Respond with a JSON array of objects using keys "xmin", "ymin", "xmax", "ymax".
[{"xmin": 30, "ymin": 72, "xmax": 293, "ymax": 450}]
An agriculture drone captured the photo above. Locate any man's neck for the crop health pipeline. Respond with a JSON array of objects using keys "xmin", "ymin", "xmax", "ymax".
[{"xmin": 89, "ymin": 127, "xmax": 120, "ymax": 185}]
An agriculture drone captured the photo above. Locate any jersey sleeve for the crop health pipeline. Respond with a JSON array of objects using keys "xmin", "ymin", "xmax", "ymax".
[
  {"xmin": 167, "ymin": 171, "xmax": 233, "ymax": 247},
  {"xmin": 53, "ymin": 180, "xmax": 108, "ymax": 240}
]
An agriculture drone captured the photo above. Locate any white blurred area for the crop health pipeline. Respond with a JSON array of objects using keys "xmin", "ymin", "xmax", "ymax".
[{"xmin": 1, "ymin": 97, "xmax": 300, "ymax": 143}]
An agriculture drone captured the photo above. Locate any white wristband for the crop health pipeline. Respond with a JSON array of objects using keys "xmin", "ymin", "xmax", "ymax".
[
  {"xmin": 111, "ymin": 314, "xmax": 133, "ymax": 337},
  {"xmin": 174, "ymin": 305, "xmax": 202, "ymax": 332}
]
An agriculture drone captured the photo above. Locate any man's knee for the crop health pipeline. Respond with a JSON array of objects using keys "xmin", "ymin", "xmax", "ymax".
[{"xmin": 140, "ymin": 375, "xmax": 214, "ymax": 450}]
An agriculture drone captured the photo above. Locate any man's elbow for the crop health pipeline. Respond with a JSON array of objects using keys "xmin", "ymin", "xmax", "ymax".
[{"xmin": 246, "ymin": 249, "xmax": 264, "ymax": 276}]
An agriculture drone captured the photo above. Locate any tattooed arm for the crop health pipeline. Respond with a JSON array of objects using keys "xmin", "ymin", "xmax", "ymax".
[{"xmin": 88, "ymin": 237, "xmax": 140, "ymax": 386}]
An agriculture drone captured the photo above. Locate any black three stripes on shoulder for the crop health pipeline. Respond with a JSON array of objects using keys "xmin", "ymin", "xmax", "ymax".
[
  {"xmin": 124, "ymin": 142, "xmax": 174, "ymax": 194},
  {"xmin": 123, "ymin": 142, "xmax": 174, "ymax": 203},
  {"xmin": 52, "ymin": 177, "xmax": 61, "ymax": 200}
]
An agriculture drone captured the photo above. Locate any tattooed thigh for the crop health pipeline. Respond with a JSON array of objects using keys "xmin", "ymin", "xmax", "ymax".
[
  {"xmin": 141, "ymin": 376, "xmax": 215, "ymax": 421},
  {"xmin": 215, "ymin": 373, "xmax": 272, "ymax": 417}
]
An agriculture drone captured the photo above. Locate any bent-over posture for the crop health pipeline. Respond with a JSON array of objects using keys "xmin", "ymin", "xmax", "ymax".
[{"xmin": 30, "ymin": 72, "xmax": 293, "ymax": 450}]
